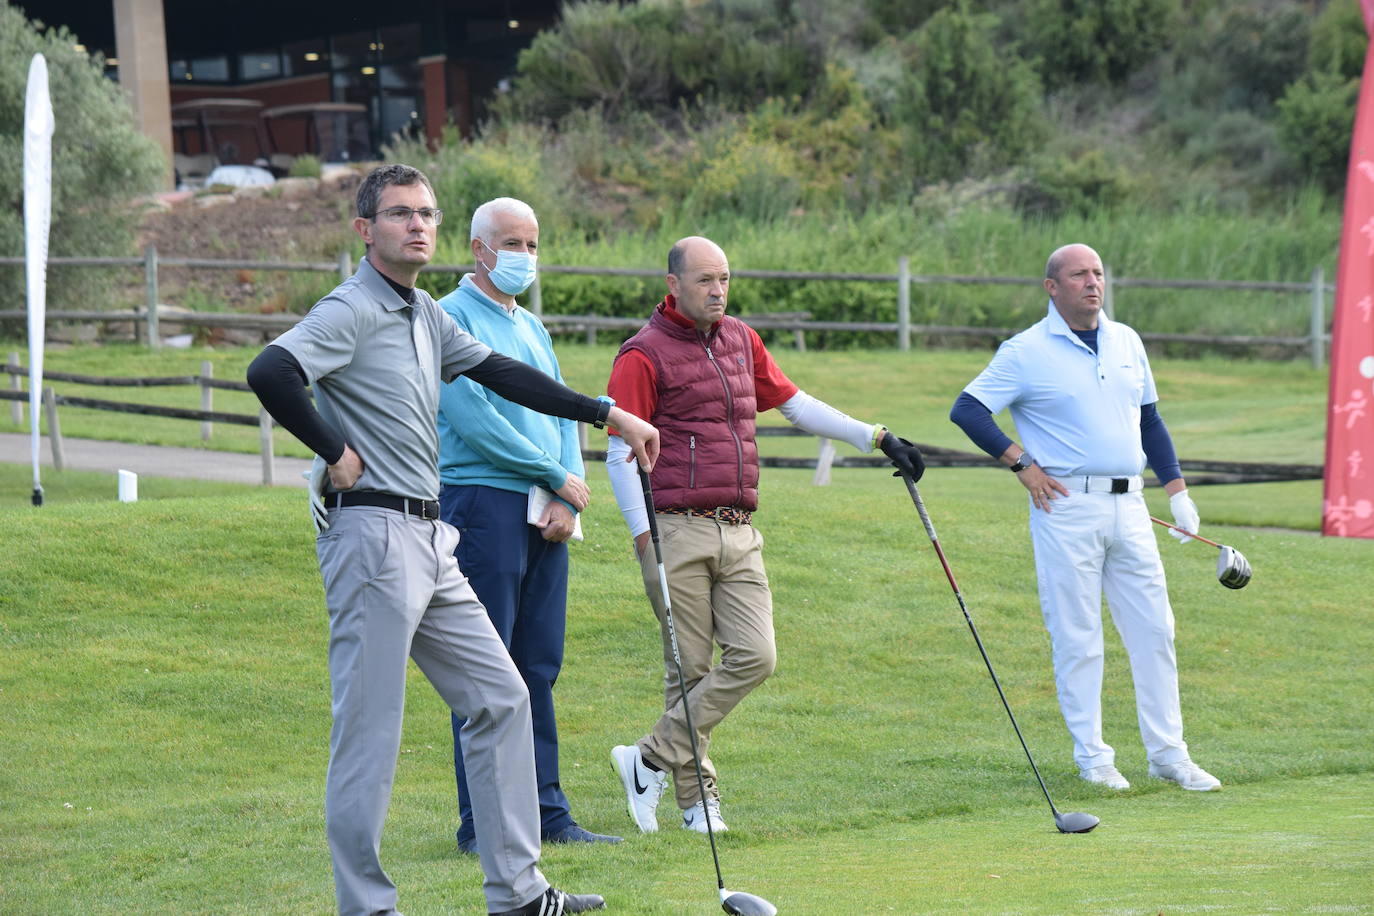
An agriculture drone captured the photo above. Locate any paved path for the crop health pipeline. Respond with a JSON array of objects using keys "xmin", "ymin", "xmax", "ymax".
[{"xmin": 0, "ymin": 432, "xmax": 309, "ymax": 487}]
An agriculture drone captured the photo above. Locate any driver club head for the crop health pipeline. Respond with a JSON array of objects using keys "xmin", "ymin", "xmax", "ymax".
[
  {"xmin": 1054, "ymin": 811, "xmax": 1100, "ymax": 834},
  {"xmin": 1217, "ymin": 545, "xmax": 1252, "ymax": 590},
  {"xmin": 722, "ymin": 888, "xmax": 778, "ymax": 916}
]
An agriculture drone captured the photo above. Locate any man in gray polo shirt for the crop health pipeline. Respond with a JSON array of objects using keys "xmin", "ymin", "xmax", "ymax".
[{"xmin": 248, "ymin": 164, "xmax": 659, "ymax": 916}]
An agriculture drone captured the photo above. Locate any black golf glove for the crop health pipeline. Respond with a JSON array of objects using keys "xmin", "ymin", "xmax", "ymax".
[{"xmin": 880, "ymin": 432, "xmax": 925, "ymax": 482}]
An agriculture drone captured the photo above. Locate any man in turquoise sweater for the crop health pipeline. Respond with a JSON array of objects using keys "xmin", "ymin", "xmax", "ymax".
[{"xmin": 437, "ymin": 197, "xmax": 622, "ymax": 853}]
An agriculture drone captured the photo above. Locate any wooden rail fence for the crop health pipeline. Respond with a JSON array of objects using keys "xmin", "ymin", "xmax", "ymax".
[
  {"xmin": 0, "ymin": 251, "xmax": 1335, "ymax": 366},
  {"xmin": 3, "ymin": 359, "xmax": 1322, "ymax": 488}
]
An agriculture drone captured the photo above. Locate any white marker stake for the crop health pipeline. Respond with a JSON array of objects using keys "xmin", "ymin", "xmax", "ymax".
[
  {"xmin": 118, "ymin": 470, "xmax": 138, "ymax": 503},
  {"xmin": 24, "ymin": 54, "xmax": 54, "ymax": 507}
]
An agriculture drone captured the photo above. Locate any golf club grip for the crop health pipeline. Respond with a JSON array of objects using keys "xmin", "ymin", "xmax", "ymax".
[
  {"xmin": 901, "ymin": 473, "xmax": 939, "ymax": 542},
  {"xmin": 637, "ymin": 465, "xmax": 662, "ymax": 543},
  {"xmin": 1148, "ymin": 515, "xmax": 1224, "ymax": 550}
]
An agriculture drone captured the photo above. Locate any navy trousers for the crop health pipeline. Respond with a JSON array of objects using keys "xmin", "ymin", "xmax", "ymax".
[{"xmin": 440, "ymin": 484, "xmax": 574, "ymax": 844}]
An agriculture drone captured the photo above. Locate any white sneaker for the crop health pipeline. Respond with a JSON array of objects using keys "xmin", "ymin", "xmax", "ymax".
[
  {"xmin": 1080, "ymin": 764, "xmax": 1130, "ymax": 790},
  {"xmin": 612, "ymin": 745, "xmax": 667, "ymax": 832},
  {"xmin": 1149, "ymin": 759, "xmax": 1221, "ymax": 791},
  {"xmin": 681, "ymin": 797, "xmax": 728, "ymax": 834}
]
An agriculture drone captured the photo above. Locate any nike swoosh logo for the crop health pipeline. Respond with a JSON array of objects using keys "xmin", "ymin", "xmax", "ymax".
[{"xmin": 633, "ymin": 768, "xmax": 649, "ymax": 795}]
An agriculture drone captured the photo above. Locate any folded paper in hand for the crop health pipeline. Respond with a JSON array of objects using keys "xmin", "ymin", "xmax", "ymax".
[{"xmin": 527, "ymin": 485, "xmax": 583, "ymax": 541}]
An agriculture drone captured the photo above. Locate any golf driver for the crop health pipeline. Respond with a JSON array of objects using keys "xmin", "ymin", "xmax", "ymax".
[
  {"xmin": 637, "ymin": 467, "xmax": 778, "ymax": 916},
  {"xmin": 1149, "ymin": 516, "xmax": 1252, "ymax": 589},
  {"xmin": 899, "ymin": 473, "xmax": 1099, "ymax": 834}
]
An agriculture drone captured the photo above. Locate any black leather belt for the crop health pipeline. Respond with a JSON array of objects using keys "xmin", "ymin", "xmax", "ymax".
[{"xmin": 331, "ymin": 491, "xmax": 440, "ymax": 520}]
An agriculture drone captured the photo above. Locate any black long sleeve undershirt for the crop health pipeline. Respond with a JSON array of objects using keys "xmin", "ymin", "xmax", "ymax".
[
  {"xmin": 246, "ymin": 346, "xmax": 610, "ymax": 466},
  {"xmin": 465, "ymin": 352, "xmax": 608, "ymax": 424},
  {"xmin": 246, "ymin": 345, "xmax": 346, "ymax": 463}
]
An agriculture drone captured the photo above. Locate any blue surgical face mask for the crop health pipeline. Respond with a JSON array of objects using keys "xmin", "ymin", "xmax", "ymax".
[{"xmin": 480, "ymin": 239, "xmax": 537, "ymax": 296}]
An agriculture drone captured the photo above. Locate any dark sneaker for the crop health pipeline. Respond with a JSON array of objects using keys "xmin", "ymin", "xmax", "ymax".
[
  {"xmin": 488, "ymin": 886, "xmax": 606, "ymax": 915},
  {"xmin": 544, "ymin": 823, "xmax": 623, "ymax": 845},
  {"xmin": 456, "ymin": 834, "xmax": 478, "ymax": 856}
]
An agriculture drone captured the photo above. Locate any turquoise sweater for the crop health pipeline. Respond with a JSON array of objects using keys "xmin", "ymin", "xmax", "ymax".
[{"xmin": 436, "ymin": 276, "xmax": 583, "ymax": 508}]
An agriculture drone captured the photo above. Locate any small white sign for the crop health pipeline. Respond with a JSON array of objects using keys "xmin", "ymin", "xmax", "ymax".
[{"xmin": 118, "ymin": 469, "xmax": 138, "ymax": 503}]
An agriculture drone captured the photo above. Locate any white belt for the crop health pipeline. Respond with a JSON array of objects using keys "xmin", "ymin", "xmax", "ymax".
[{"xmin": 1051, "ymin": 474, "xmax": 1144, "ymax": 494}]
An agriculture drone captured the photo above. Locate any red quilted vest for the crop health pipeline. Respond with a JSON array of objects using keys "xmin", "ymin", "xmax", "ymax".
[{"xmin": 618, "ymin": 303, "xmax": 759, "ymax": 510}]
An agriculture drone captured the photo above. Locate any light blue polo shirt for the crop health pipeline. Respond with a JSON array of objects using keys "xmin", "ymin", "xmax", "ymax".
[{"xmin": 964, "ymin": 302, "xmax": 1158, "ymax": 478}]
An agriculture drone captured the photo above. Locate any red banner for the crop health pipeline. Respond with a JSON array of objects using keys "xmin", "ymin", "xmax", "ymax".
[{"xmin": 1323, "ymin": 1, "xmax": 1374, "ymax": 538}]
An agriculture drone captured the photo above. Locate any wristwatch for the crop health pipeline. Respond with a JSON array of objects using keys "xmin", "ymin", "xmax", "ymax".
[
  {"xmin": 1009, "ymin": 451, "xmax": 1034, "ymax": 473},
  {"xmin": 593, "ymin": 395, "xmax": 615, "ymax": 430}
]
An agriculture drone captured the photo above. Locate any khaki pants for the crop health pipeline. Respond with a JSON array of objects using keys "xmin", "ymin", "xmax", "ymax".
[{"xmin": 635, "ymin": 514, "xmax": 777, "ymax": 810}]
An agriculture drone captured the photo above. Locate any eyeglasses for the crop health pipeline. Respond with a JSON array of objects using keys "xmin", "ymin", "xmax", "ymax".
[{"xmin": 370, "ymin": 206, "xmax": 444, "ymax": 226}]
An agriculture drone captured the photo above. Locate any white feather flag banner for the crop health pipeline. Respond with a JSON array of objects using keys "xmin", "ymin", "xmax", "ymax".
[{"xmin": 24, "ymin": 53, "xmax": 53, "ymax": 506}]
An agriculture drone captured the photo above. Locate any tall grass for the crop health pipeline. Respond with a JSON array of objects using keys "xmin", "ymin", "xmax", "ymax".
[{"xmin": 415, "ymin": 190, "xmax": 1340, "ymax": 346}]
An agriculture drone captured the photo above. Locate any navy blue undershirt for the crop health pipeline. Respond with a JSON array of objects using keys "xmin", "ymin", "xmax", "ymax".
[{"xmin": 948, "ymin": 325, "xmax": 1182, "ymax": 483}]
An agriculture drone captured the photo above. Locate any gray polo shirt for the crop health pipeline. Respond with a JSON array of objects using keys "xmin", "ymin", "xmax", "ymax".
[{"xmin": 271, "ymin": 256, "xmax": 491, "ymax": 500}]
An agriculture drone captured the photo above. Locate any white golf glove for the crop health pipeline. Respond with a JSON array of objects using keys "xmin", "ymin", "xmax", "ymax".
[
  {"xmin": 1168, "ymin": 490, "xmax": 1199, "ymax": 544},
  {"xmin": 304, "ymin": 457, "xmax": 330, "ymax": 534}
]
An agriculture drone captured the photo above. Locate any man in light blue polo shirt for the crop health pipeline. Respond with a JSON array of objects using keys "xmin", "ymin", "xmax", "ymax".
[
  {"xmin": 950, "ymin": 242, "xmax": 1220, "ymax": 793},
  {"xmin": 437, "ymin": 197, "xmax": 621, "ymax": 853}
]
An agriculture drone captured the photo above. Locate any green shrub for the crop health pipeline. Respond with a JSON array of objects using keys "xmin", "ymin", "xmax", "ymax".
[
  {"xmin": 287, "ymin": 154, "xmax": 321, "ymax": 178},
  {"xmin": 1276, "ymin": 69, "xmax": 1360, "ymax": 194},
  {"xmin": 1021, "ymin": 0, "xmax": 1181, "ymax": 89},
  {"xmin": 0, "ymin": 5, "xmax": 164, "ymax": 313},
  {"xmin": 501, "ymin": 0, "xmax": 822, "ymax": 122},
  {"xmin": 879, "ymin": 4, "xmax": 1046, "ymax": 182},
  {"xmin": 1015, "ymin": 149, "xmax": 1135, "ymax": 219},
  {"xmin": 1309, "ymin": 0, "xmax": 1367, "ymax": 80}
]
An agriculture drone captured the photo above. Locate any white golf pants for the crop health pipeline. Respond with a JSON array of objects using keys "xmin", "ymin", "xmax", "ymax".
[{"xmin": 1028, "ymin": 489, "xmax": 1190, "ymax": 770}]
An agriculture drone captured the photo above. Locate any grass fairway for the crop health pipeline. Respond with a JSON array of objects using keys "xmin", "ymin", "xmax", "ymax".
[{"xmin": 1, "ymin": 464, "xmax": 1370, "ymax": 914}]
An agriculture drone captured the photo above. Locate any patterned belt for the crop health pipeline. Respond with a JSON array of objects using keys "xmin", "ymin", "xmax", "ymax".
[{"xmin": 657, "ymin": 506, "xmax": 753, "ymax": 525}]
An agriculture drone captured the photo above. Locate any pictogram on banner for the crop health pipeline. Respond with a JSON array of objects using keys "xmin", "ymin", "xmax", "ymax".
[{"xmin": 1323, "ymin": 0, "xmax": 1374, "ymax": 538}]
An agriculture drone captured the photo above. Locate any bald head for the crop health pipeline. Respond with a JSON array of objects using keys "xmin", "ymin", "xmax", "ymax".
[
  {"xmin": 1045, "ymin": 244, "xmax": 1100, "ymax": 282},
  {"xmin": 668, "ymin": 236, "xmax": 727, "ymax": 278},
  {"xmin": 1043, "ymin": 243, "xmax": 1105, "ymax": 331},
  {"xmin": 666, "ymin": 236, "xmax": 730, "ymax": 331}
]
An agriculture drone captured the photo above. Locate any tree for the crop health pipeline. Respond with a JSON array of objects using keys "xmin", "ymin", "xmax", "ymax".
[
  {"xmin": 0, "ymin": 3, "xmax": 164, "ymax": 311},
  {"xmin": 1022, "ymin": 0, "xmax": 1181, "ymax": 89},
  {"xmin": 881, "ymin": 4, "xmax": 1046, "ymax": 183}
]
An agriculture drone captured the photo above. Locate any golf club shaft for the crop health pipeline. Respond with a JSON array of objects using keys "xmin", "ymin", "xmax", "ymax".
[
  {"xmin": 638, "ymin": 467, "xmax": 728, "ymax": 893},
  {"xmin": 900, "ymin": 474, "xmax": 1063, "ymax": 817},
  {"xmin": 1148, "ymin": 515, "xmax": 1224, "ymax": 550}
]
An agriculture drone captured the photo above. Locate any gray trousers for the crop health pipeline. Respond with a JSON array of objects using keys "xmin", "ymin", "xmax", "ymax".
[{"xmin": 317, "ymin": 506, "xmax": 546, "ymax": 915}]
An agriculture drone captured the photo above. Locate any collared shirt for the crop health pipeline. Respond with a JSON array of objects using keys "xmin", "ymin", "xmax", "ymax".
[
  {"xmin": 270, "ymin": 257, "xmax": 492, "ymax": 500},
  {"xmin": 436, "ymin": 274, "xmax": 583, "ymax": 500},
  {"xmin": 964, "ymin": 302, "xmax": 1158, "ymax": 478}
]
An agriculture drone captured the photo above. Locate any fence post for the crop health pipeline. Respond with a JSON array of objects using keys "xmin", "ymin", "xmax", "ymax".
[
  {"xmin": 530, "ymin": 271, "xmax": 543, "ymax": 317},
  {"xmin": 578, "ymin": 421, "xmax": 589, "ymax": 455},
  {"xmin": 1102, "ymin": 263, "xmax": 1115, "ymax": 321},
  {"xmin": 200, "ymin": 360, "xmax": 214, "ymax": 441},
  {"xmin": 144, "ymin": 244, "xmax": 161, "ymax": 349},
  {"xmin": 8, "ymin": 351, "xmax": 20, "ymax": 425},
  {"xmin": 259, "ymin": 408, "xmax": 275, "ymax": 486},
  {"xmin": 42, "ymin": 387, "xmax": 64, "ymax": 471},
  {"xmin": 897, "ymin": 256, "xmax": 911, "ymax": 352},
  {"xmin": 1310, "ymin": 266, "xmax": 1325, "ymax": 370},
  {"xmin": 812, "ymin": 438, "xmax": 836, "ymax": 486},
  {"xmin": 337, "ymin": 249, "xmax": 352, "ymax": 282}
]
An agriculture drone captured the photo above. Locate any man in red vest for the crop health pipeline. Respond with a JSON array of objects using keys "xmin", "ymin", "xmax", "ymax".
[{"xmin": 604, "ymin": 236, "xmax": 925, "ymax": 835}]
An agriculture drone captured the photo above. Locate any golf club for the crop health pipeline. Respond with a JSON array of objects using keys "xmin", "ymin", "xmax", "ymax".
[
  {"xmin": 1148, "ymin": 516, "xmax": 1252, "ymax": 589},
  {"xmin": 899, "ymin": 472, "xmax": 1099, "ymax": 834},
  {"xmin": 637, "ymin": 467, "xmax": 778, "ymax": 916}
]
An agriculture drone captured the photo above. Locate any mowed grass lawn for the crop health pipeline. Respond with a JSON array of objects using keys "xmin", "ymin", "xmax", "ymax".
[
  {"xmin": 1, "ymin": 342, "xmax": 1368, "ymax": 913},
  {"xmin": 1, "ymin": 467, "xmax": 1370, "ymax": 914}
]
